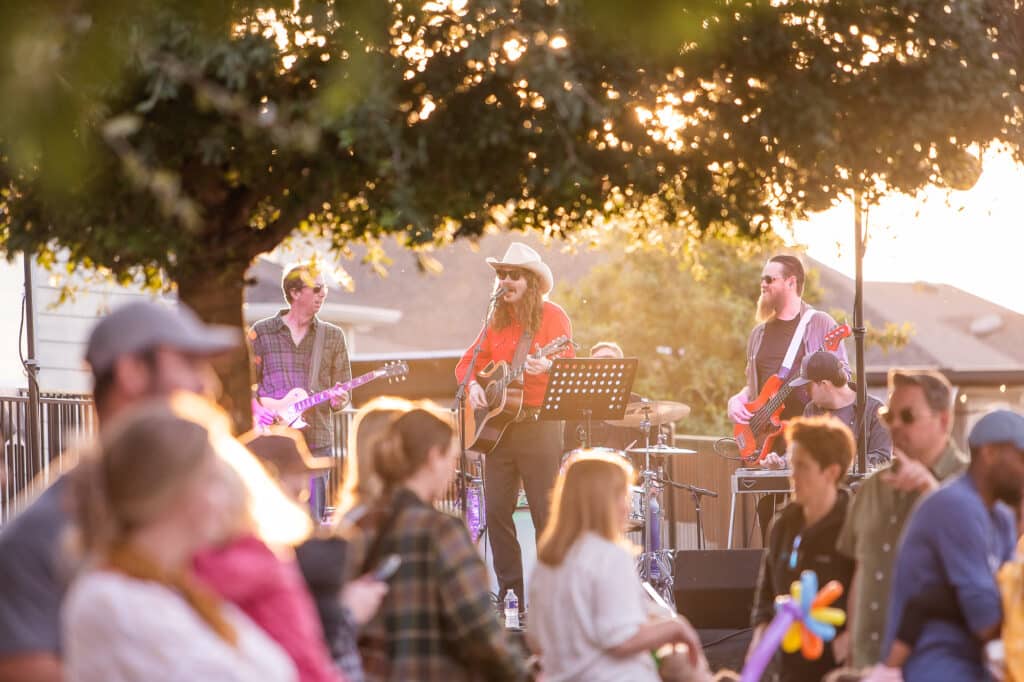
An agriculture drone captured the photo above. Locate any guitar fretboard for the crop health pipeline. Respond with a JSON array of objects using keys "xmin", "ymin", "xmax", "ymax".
[{"xmin": 292, "ymin": 371, "xmax": 382, "ymax": 413}]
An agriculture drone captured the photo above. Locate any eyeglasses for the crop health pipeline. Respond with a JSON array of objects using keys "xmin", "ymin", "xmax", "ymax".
[
  {"xmin": 495, "ymin": 269, "xmax": 524, "ymax": 282},
  {"xmin": 309, "ymin": 285, "xmax": 327, "ymax": 295},
  {"xmin": 760, "ymin": 275, "xmax": 784, "ymax": 285},
  {"xmin": 879, "ymin": 406, "xmax": 918, "ymax": 427}
]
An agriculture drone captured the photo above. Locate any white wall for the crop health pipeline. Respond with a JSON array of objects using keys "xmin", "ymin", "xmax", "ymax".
[
  {"xmin": 0, "ymin": 259, "xmax": 151, "ymax": 395},
  {"xmin": 0, "ymin": 260, "xmax": 26, "ymax": 393}
]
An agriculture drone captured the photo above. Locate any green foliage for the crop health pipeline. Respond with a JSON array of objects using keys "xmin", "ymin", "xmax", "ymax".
[{"xmin": 1, "ymin": 1, "xmax": 1021, "ymax": 288}]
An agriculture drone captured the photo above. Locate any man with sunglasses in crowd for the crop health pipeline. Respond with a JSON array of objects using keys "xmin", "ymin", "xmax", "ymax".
[
  {"xmin": 834, "ymin": 369, "xmax": 967, "ymax": 669},
  {"xmin": 250, "ymin": 260, "xmax": 352, "ymax": 518},
  {"xmin": 455, "ymin": 242, "xmax": 574, "ymax": 617},
  {"xmin": 726, "ymin": 254, "xmax": 849, "ymax": 541}
]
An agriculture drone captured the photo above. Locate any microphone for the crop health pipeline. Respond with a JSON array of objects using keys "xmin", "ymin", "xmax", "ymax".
[{"xmin": 491, "ymin": 287, "xmax": 508, "ymax": 301}]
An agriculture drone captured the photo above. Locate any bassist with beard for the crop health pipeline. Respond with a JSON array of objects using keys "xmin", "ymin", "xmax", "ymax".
[{"xmin": 726, "ymin": 255, "xmax": 849, "ymax": 539}]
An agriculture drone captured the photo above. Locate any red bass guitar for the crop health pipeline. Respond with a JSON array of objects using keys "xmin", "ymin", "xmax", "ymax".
[{"xmin": 733, "ymin": 324, "xmax": 852, "ymax": 462}]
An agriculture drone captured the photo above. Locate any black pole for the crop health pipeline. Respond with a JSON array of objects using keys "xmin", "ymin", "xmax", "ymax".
[
  {"xmin": 853, "ymin": 193, "xmax": 868, "ymax": 475},
  {"xmin": 22, "ymin": 253, "xmax": 42, "ymax": 473}
]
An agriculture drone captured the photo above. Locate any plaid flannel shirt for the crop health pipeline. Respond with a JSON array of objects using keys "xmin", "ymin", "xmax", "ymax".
[
  {"xmin": 250, "ymin": 311, "xmax": 351, "ymax": 454},
  {"xmin": 355, "ymin": 489, "xmax": 529, "ymax": 682}
]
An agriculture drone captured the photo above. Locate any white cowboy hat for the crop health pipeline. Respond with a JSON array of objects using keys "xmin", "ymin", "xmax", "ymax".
[{"xmin": 485, "ymin": 242, "xmax": 554, "ymax": 294}]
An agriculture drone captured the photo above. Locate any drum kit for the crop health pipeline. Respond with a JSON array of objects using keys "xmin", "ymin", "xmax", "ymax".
[{"xmin": 605, "ymin": 398, "xmax": 718, "ymax": 610}]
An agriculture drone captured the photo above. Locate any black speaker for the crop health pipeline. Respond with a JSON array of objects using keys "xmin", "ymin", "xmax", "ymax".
[{"xmin": 674, "ymin": 549, "xmax": 764, "ymax": 629}]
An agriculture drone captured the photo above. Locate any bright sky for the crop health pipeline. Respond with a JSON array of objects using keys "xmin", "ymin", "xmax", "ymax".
[{"xmin": 785, "ymin": 147, "xmax": 1024, "ymax": 314}]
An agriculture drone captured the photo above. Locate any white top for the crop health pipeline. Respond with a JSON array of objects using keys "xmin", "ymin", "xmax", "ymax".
[
  {"xmin": 528, "ymin": 532, "xmax": 659, "ymax": 682},
  {"xmin": 63, "ymin": 570, "xmax": 297, "ymax": 682}
]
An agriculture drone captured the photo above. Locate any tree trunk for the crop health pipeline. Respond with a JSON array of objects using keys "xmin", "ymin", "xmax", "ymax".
[{"xmin": 176, "ymin": 263, "xmax": 254, "ymax": 434}]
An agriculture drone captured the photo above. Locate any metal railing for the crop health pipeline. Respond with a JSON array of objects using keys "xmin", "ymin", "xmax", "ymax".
[
  {"xmin": 1, "ymin": 393, "xmax": 98, "ymax": 524},
  {"xmin": 0, "ymin": 393, "xmax": 357, "ymax": 526}
]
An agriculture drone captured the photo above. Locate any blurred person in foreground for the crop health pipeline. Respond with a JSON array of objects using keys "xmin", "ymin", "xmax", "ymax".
[
  {"xmin": 0, "ymin": 301, "xmax": 237, "ymax": 682},
  {"xmin": 64, "ymin": 397, "xmax": 296, "ymax": 681},
  {"xmin": 866, "ymin": 410, "xmax": 1024, "ymax": 682},
  {"xmin": 748, "ymin": 416, "xmax": 855, "ymax": 682},
  {"xmin": 352, "ymin": 408, "xmax": 529, "ymax": 681},
  {"xmin": 239, "ymin": 426, "xmax": 388, "ymax": 682},
  {"xmin": 833, "ymin": 370, "xmax": 965, "ymax": 669},
  {"xmin": 528, "ymin": 449, "xmax": 707, "ymax": 682},
  {"xmin": 194, "ymin": 423, "xmax": 348, "ymax": 682}
]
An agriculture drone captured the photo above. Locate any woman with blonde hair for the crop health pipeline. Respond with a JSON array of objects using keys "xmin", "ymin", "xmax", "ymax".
[
  {"xmin": 63, "ymin": 396, "xmax": 297, "ymax": 682},
  {"xmin": 528, "ymin": 449, "xmax": 705, "ymax": 682},
  {"xmin": 352, "ymin": 408, "xmax": 528, "ymax": 681}
]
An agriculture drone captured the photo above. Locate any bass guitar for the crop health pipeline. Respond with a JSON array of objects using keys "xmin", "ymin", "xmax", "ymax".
[
  {"xmin": 465, "ymin": 335, "xmax": 573, "ymax": 454},
  {"xmin": 255, "ymin": 360, "xmax": 409, "ymax": 430},
  {"xmin": 733, "ymin": 324, "xmax": 851, "ymax": 462}
]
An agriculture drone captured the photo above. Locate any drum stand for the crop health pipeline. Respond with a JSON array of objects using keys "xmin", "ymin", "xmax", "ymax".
[{"xmin": 634, "ymin": 403, "xmax": 677, "ymax": 610}]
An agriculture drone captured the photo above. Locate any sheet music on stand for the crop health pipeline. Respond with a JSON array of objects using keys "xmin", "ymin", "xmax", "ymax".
[{"xmin": 539, "ymin": 358, "xmax": 638, "ymax": 447}]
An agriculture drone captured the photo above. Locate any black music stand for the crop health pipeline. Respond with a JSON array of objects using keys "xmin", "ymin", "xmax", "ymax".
[{"xmin": 539, "ymin": 358, "xmax": 638, "ymax": 446}]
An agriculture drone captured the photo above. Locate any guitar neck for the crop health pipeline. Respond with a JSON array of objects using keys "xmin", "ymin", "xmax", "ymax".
[
  {"xmin": 293, "ymin": 371, "xmax": 382, "ymax": 413},
  {"xmin": 757, "ymin": 341, "xmax": 839, "ymax": 419},
  {"xmin": 506, "ymin": 345, "xmax": 563, "ymax": 388}
]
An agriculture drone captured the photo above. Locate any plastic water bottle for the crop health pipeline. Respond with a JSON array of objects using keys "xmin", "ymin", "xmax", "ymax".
[{"xmin": 503, "ymin": 589, "xmax": 520, "ymax": 628}]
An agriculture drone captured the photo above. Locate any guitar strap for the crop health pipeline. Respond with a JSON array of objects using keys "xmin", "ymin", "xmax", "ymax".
[
  {"xmin": 308, "ymin": 320, "xmax": 327, "ymax": 392},
  {"xmin": 511, "ymin": 329, "xmax": 535, "ymax": 376},
  {"xmin": 778, "ymin": 306, "xmax": 816, "ymax": 380}
]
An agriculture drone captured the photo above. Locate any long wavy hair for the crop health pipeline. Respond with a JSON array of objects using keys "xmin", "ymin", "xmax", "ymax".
[{"xmin": 493, "ymin": 270, "xmax": 544, "ymax": 335}]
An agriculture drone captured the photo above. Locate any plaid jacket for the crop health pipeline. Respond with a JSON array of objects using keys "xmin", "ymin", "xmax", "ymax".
[
  {"xmin": 354, "ymin": 489, "xmax": 529, "ymax": 682},
  {"xmin": 250, "ymin": 311, "xmax": 351, "ymax": 454}
]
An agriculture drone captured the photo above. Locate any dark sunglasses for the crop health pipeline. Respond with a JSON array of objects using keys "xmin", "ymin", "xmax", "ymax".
[
  {"xmin": 495, "ymin": 269, "xmax": 525, "ymax": 282},
  {"xmin": 879, "ymin": 406, "xmax": 918, "ymax": 426},
  {"xmin": 760, "ymin": 275, "xmax": 785, "ymax": 285},
  {"xmin": 309, "ymin": 285, "xmax": 327, "ymax": 294}
]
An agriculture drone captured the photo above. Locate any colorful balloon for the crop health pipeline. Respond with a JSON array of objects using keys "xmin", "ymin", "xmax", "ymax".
[{"xmin": 740, "ymin": 570, "xmax": 847, "ymax": 682}]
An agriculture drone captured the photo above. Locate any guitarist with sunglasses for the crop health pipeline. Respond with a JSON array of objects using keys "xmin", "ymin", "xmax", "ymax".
[
  {"xmin": 726, "ymin": 255, "xmax": 850, "ymax": 539},
  {"xmin": 455, "ymin": 242, "xmax": 575, "ymax": 615},
  {"xmin": 250, "ymin": 260, "xmax": 352, "ymax": 518}
]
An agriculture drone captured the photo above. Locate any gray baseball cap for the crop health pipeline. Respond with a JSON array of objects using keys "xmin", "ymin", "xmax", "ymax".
[{"xmin": 85, "ymin": 300, "xmax": 239, "ymax": 376}]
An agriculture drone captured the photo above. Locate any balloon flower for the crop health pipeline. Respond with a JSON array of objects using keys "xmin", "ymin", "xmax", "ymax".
[{"xmin": 740, "ymin": 570, "xmax": 846, "ymax": 682}]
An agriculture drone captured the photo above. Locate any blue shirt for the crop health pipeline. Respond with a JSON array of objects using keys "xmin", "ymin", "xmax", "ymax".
[
  {"xmin": 0, "ymin": 477, "xmax": 70, "ymax": 656},
  {"xmin": 883, "ymin": 473, "xmax": 1016, "ymax": 681}
]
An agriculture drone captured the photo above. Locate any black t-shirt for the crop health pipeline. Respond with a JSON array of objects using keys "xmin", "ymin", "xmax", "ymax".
[{"xmin": 755, "ymin": 316, "xmax": 805, "ymax": 421}]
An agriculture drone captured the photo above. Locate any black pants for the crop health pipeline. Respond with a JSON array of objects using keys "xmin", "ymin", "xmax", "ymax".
[{"xmin": 484, "ymin": 418, "xmax": 563, "ymax": 607}]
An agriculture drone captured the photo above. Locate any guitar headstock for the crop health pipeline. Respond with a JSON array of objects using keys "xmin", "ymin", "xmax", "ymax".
[
  {"xmin": 824, "ymin": 324, "xmax": 852, "ymax": 351},
  {"xmin": 382, "ymin": 360, "xmax": 409, "ymax": 383}
]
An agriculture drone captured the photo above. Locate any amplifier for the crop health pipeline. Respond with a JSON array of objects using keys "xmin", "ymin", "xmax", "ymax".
[{"xmin": 732, "ymin": 468, "xmax": 791, "ymax": 494}]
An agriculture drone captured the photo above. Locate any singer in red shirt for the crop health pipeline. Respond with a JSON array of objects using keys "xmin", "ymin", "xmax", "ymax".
[{"xmin": 455, "ymin": 242, "xmax": 574, "ymax": 610}]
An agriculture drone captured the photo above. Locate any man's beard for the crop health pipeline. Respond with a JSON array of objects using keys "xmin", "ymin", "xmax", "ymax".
[
  {"xmin": 756, "ymin": 293, "xmax": 776, "ymax": 324},
  {"xmin": 993, "ymin": 478, "xmax": 1023, "ymax": 508}
]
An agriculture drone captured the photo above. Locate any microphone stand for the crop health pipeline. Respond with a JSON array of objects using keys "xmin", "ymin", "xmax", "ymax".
[
  {"xmin": 658, "ymin": 475, "xmax": 718, "ymax": 550},
  {"xmin": 454, "ymin": 288, "xmax": 503, "ymax": 526}
]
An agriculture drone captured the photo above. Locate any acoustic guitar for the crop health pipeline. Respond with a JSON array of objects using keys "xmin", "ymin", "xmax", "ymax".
[{"xmin": 464, "ymin": 335, "xmax": 573, "ymax": 454}]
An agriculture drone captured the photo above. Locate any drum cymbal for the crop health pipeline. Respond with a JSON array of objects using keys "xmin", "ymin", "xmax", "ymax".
[
  {"xmin": 626, "ymin": 444, "xmax": 698, "ymax": 456},
  {"xmin": 606, "ymin": 400, "xmax": 691, "ymax": 428}
]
